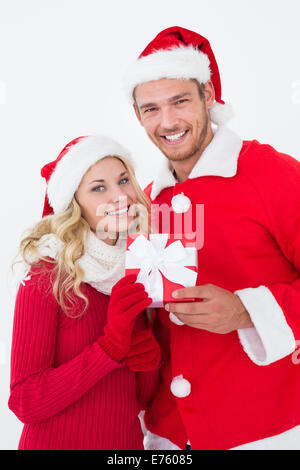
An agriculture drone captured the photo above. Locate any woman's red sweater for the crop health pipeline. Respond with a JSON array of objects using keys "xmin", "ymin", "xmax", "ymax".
[{"xmin": 8, "ymin": 263, "xmax": 159, "ymax": 450}]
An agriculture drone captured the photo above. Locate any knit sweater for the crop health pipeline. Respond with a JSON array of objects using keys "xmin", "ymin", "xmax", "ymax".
[{"xmin": 8, "ymin": 262, "xmax": 159, "ymax": 450}]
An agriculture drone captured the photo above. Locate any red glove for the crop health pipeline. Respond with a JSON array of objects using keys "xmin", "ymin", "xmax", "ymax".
[
  {"xmin": 125, "ymin": 329, "xmax": 161, "ymax": 372},
  {"xmin": 98, "ymin": 274, "xmax": 152, "ymax": 362}
]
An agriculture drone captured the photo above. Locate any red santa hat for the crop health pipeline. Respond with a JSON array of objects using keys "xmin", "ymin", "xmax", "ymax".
[
  {"xmin": 123, "ymin": 26, "xmax": 233, "ymax": 126},
  {"xmin": 41, "ymin": 135, "xmax": 132, "ymax": 217}
]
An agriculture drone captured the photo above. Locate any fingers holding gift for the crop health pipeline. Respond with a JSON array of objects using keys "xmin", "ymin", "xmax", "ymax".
[
  {"xmin": 98, "ymin": 284, "xmax": 152, "ymax": 362},
  {"xmin": 166, "ymin": 296, "xmax": 252, "ymax": 333},
  {"xmin": 165, "ymin": 300, "xmax": 216, "ymax": 315},
  {"xmin": 169, "ymin": 311, "xmax": 222, "ymax": 331},
  {"xmin": 166, "ymin": 297, "xmax": 229, "ymax": 331},
  {"xmin": 115, "ymin": 289, "xmax": 151, "ymax": 315},
  {"xmin": 113, "ymin": 281, "xmax": 146, "ymax": 299},
  {"xmin": 125, "ymin": 297, "xmax": 153, "ymax": 320},
  {"xmin": 111, "ymin": 280, "xmax": 146, "ymax": 303},
  {"xmin": 171, "ymin": 284, "xmax": 227, "ymax": 301},
  {"xmin": 111, "ymin": 273, "xmax": 138, "ymax": 292}
]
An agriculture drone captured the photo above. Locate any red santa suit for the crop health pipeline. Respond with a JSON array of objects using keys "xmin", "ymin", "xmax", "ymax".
[{"xmin": 142, "ymin": 125, "xmax": 300, "ymax": 450}]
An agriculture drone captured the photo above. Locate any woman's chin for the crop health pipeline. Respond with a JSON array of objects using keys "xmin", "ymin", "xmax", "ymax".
[
  {"xmin": 94, "ymin": 213, "xmax": 144, "ymax": 241},
  {"xmin": 95, "ymin": 225, "xmax": 128, "ymax": 242}
]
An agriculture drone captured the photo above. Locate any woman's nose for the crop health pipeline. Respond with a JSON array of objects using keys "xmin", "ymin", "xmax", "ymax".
[{"xmin": 110, "ymin": 190, "xmax": 128, "ymax": 206}]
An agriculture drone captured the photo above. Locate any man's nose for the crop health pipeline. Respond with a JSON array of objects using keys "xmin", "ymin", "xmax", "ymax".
[{"xmin": 159, "ymin": 106, "xmax": 179, "ymax": 131}]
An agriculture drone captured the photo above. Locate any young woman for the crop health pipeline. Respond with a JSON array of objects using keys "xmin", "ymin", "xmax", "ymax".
[{"xmin": 8, "ymin": 135, "xmax": 160, "ymax": 450}]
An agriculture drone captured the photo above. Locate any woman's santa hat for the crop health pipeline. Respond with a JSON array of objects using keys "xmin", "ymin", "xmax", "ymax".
[
  {"xmin": 41, "ymin": 135, "xmax": 132, "ymax": 217},
  {"xmin": 123, "ymin": 26, "xmax": 233, "ymax": 126}
]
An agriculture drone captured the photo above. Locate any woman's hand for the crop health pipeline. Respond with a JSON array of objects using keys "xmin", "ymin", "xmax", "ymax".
[
  {"xmin": 125, "ymin": 329, "xmax": 162, "ymax": 372},
  {"xmin": 98, "ymin": 274, "xmax": 152, "ymax": 362}
]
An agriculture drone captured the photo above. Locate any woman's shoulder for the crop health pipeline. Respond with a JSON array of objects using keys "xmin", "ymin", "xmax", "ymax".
[
  {"xmin": 17, "ymin": 258, "xmax": 57, "ymax": 302},
  {"xmin": 16, "ymin": 257, "xmax": 111, "ymax": 316},
  {"xmin": 27, "ymin": 257, "xmax": 56, "ymax": 279}
]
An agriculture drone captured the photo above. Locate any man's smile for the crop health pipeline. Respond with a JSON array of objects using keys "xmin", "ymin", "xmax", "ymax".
[{"xmin": 161, "ymin": 130, "xmax": 189, "ymax": 145}]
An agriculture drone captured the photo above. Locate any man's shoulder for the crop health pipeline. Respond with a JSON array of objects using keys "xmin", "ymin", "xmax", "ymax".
[{"xmin": 239, "ymin": 139, "xmax": 300, "ymax": 177}]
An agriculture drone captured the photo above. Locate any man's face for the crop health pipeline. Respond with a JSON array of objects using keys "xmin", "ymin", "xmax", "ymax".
[{"xmin": 134, "ymin": 78, "xmax": 211, "ymax": 163}]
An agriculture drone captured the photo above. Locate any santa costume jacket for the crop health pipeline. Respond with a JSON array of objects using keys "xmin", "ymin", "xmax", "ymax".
[{"xmin": 143, "ymin": 125, "xmax": 300, "ymax": 450}]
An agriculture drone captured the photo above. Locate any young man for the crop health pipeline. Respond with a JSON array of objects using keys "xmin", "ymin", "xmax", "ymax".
[{"xmin": 123, "ymin": 26, "xmax": 300, "ymax": 450}]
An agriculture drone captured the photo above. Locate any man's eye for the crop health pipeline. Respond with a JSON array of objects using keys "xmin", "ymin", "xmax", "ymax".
[
  {"xmin": 175, "ymin": 99, "xmax": 188, "ymax": 105},
  {"xmin": 144, "ymin": 107, "xmax": 157, "ymax": 114}
]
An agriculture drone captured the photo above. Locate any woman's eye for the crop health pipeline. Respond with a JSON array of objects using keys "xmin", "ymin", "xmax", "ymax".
[
  {"xmin": 119, "ymin": 177, "xmax": 129, "ymax": 185},
  {"xmin": 92, "ymin": 185, "xmax": 105, "ymax": 192}
]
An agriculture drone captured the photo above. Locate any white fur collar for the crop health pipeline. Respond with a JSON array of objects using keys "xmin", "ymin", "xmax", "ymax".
[{"xmin": 150, "ymin": 126, "xmax": 243, "ymax": 200}]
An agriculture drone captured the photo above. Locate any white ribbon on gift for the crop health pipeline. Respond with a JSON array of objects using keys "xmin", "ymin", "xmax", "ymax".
[{"xmin": 125, "ymin": 234, "xmax": 198, "ymax": 307}]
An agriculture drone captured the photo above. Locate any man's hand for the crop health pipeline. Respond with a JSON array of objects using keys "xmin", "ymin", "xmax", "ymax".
[{"xmin": 165, "ymin": 284, "xmax": 254, "ymax": 334}]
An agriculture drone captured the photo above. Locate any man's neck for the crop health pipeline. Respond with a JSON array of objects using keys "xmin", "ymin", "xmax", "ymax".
[{"xmin": 171, "ymin": 125, "xmax": 214, "ymax": 183}]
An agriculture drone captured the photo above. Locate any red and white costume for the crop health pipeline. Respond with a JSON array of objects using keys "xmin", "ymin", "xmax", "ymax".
[
  {"xmin": 123, "ymin": 26, "xmax": 300, "ymax": 449},
  {"xmin": 142, "ymin": 125, "xmax": 300, "ymax": 449}
]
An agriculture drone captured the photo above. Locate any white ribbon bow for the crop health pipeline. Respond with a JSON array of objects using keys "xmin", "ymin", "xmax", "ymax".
[{"xmin": 125, "ymin": 234, "xmax": 197, "ymax": 307}]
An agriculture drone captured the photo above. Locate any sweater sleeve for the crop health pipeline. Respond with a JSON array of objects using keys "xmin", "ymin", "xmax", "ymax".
[
  {"xmin": 235, "ymin": 146, "xmax": 300, "ymax": 366},
  {"xmin": 8, "ymin": 268, "xmax": 122, "ymax": 424}
]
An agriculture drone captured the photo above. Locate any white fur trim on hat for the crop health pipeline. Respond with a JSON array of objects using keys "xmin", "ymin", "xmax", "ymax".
[
  {"xmin": 123, "ymin": 46, "xmax": 234, "ymax": 125},
  {"xmin": 123, "ymin": 46, "xmax": 211, "ymax": 102},
  {"xmin": 47, "ymin": 135, "xmax": 132, "ymax": 214}
]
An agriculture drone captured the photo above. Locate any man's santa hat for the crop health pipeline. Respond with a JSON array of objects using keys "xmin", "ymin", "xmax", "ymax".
[
  {"xmin": 123, "ymin": 26, "xmax": 233, "ymax": 126},
  {"xmin": 41, "ymin": 135, "xmax": 132, "ymax": 217}
]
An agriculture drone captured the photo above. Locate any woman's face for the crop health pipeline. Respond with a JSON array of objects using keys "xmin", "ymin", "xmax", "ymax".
[{"xmin": 75, "ymin": 157, "xmax": 138, "ymax": 244}]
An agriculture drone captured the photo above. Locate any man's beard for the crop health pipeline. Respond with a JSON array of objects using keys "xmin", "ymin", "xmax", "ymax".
[{"xmin": 158, "ymin": 112, "xmax": 209, "ymax": 163}]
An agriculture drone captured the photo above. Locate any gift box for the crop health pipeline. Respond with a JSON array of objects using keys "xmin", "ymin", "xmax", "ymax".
[{"xmin": 125, "ymin": 233, "xmax": 198, "ymax": 308}]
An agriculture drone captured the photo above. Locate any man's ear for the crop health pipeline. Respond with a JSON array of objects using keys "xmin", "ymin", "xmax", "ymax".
[
  {"xmin": 133, "ymin": 103, "xmax": 143, "ymax": 125},
  {"xmin": 204, "ymin": 80, "xmax": 215, "ymax": 110}
]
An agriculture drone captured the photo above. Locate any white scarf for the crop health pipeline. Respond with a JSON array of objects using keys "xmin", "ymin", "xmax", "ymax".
[{"xmin": 15, "ymin": 230, "xmax": 127, "ymax": 295}]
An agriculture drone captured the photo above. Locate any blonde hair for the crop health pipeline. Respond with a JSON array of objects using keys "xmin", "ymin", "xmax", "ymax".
[{"xmin": 14, "ymin": 154, "xmax": 151, "ymax": 317}]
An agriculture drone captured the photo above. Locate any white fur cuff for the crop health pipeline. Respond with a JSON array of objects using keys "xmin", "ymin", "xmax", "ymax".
[{"xmin": 235, "ymin": 286, "xmax": 296, "ymax": 366}]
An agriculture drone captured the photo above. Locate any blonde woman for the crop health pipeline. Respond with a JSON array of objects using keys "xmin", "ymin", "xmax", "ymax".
[{"xmin": 8, "ymin": 135, "xmax": 160, "ymax": 450}]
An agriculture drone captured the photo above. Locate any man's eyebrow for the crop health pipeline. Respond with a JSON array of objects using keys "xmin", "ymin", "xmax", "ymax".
[
  {"xmin": 88, "ymin": 171, "xmax": 127, "ymax": 185},
  {"xmin": 140, "ymin": 102, "xmax": 158, "ymax": 110},
  {"xmin": 139, "ymin": 93, "xmax": 192, "ymax": 110},
  {"xmin": 168, "ymin": 92, "xmax": 192, "ymax": 102}
]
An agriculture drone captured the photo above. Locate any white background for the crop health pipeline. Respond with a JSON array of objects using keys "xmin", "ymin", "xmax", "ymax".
[{"xmin": 1, "ymin": 0, "xmax": 300, "ymax": 450}]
